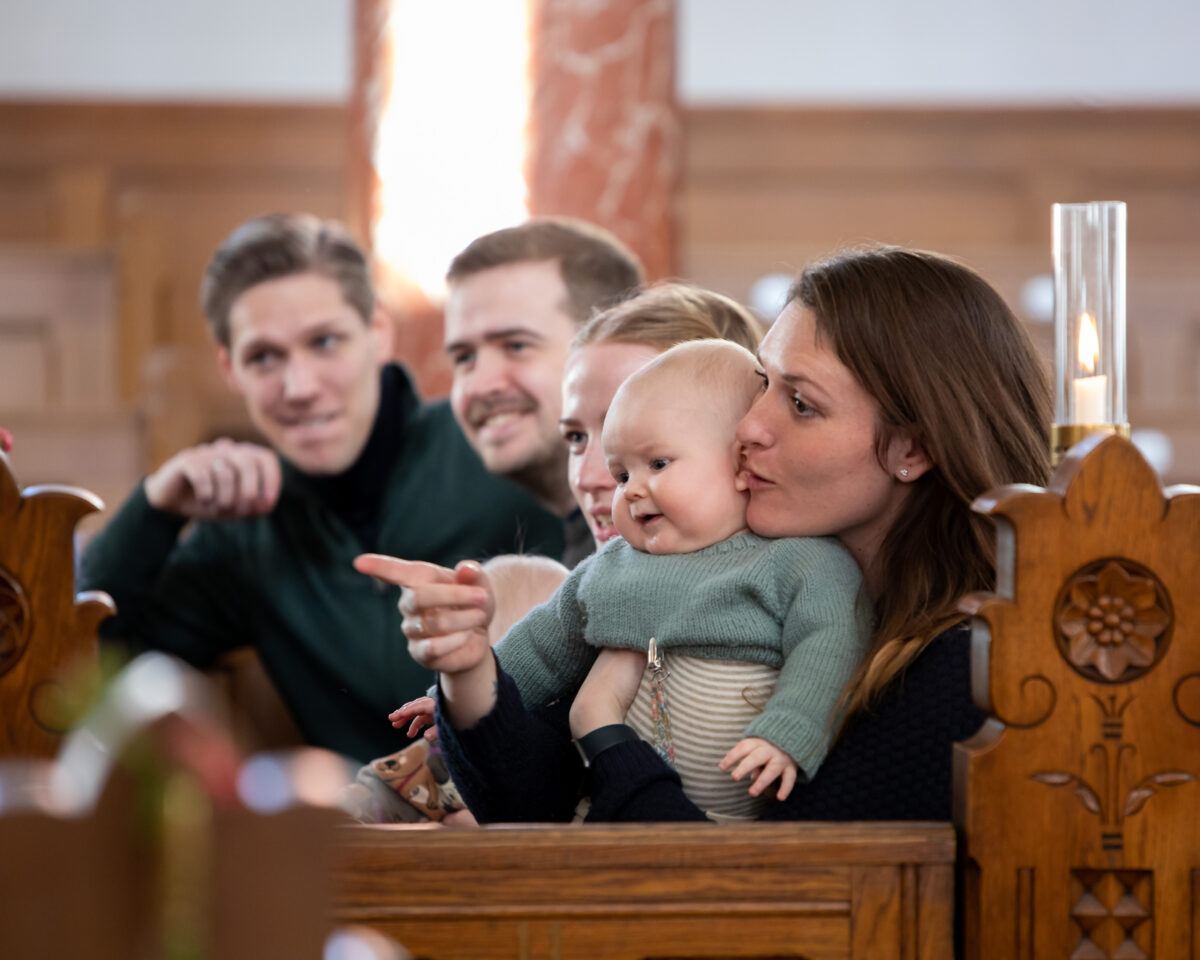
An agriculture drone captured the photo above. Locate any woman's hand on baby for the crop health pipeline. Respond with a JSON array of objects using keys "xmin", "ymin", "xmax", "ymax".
[
  {"xmin": 354, "ymin": 554, "xmax": 495, "ymax": 674},
  {"xmin": 388, "ymin": 696, "xmax": 437, "ymax": 741},
  {"xmin": 719, "ymin": 737, "xmax": 799, "ymax": 801},
  {"xmin": 569, "ymin": 647, "xmax": 644, "ymax": 739}
]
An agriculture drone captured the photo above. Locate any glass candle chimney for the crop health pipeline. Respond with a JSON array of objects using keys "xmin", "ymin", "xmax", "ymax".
[{"xmin": 1052, "ymin": 201, "xmax": 1128, "ymax": 460}]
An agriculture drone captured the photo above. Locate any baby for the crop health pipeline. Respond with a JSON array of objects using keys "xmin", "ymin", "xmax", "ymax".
[{"xmin": 494, "ymin": 339, "xmax": 869, "ymax": 819}]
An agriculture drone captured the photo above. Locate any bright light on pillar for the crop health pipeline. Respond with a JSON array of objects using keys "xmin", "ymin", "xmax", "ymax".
[{"xmin": 373, "ymin": 1, "xmax": 531, "ymax": 300}]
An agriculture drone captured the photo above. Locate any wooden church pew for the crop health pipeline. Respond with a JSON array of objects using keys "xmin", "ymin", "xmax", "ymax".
[
  {"xmin": 955, "ymin": 434, "xmax": 1200, "ymax": 958},
  {"xmin": 335, "ymin": 820, "xmax": 956, "ymax": 960},
  {"xmin": 4, "ymin": 433, "xmax": 1198, "ymax": 959},
  {"xmin": 0, "ymin": 651, "xmax": 396, "ymax": 960},
  {"xmin": 0, "ymin": 449, "xmax": 112, "ymax": 757}
]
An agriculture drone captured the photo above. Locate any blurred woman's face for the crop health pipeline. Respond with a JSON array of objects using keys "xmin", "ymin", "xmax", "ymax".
[
  {"xmin": 736, "ymin": 302, "xmax": 918, "ymax": 580},
  {"xmin": 560, "ymin": 341, "xmax": 663, "ymax": 547}
]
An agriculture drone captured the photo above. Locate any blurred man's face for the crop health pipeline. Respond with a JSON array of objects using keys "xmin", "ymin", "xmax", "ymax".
[
  {"xmin": 219, "ymin": 272, "xmax": 385, "ymax": 475},
  {"xmin": 445, "ymin": 260, "xmax": 577, "ymax": 497}
]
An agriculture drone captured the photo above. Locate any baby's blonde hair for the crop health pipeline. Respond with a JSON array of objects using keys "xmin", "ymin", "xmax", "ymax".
[{"xmin": 614, "ymin": 338, "xmax": 761, "ymax": 433}]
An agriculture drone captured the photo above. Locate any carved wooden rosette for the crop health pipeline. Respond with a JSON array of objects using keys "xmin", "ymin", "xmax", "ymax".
[
  {"xmin": 0, "ymin": 452, "xmax": 115, "ymax": 757},
  {"xmin": 0, "ymin": 564, "xmax": 32, "ymax": 676},
  {"xmin": 955, "ymin": 435, "xmax": 1200, "ymax": 960}
]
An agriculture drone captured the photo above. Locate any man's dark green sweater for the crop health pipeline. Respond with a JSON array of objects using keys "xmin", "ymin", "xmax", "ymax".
[{"xmin": 80, "ymin": 365, "xmax": 564, "ymax": 762}]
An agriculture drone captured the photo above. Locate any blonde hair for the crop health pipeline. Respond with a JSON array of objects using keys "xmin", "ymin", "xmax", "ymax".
[
  {"xmin": 613, "ymin": 339, "xmax": 761, "ymax": 433},
  {"xmin": 792, "ymin": 247, "xmax": 1052, "ymax": 725},
  {"xmin": 573, "ymin": 282, "xmax": 763, "ymax": 354}
]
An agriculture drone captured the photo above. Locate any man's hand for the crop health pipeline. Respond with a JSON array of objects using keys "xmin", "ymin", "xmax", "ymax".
[
  {"xmin": 144, "ymin": 439, "xmax": 281, "ymax": 521},
  {"xmin": 355, "ymin": 555, "xmax": 495, "ymax": 675},
  {"xmin": 719, "ymin": 737, "xmax": 799, "ymax": 800},
  {"xmin": 569, "ymin": 647, "xmax": 644, "ymax": 739},
  {"xmin": 354, "ymin": 555, "xmax": 500, "ymax": 730}
]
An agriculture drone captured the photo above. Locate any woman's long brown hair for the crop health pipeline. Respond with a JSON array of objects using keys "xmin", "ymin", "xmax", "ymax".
[{"xmin": 793, "ymin": 248, "xmax": 1053, "ymax": 725}]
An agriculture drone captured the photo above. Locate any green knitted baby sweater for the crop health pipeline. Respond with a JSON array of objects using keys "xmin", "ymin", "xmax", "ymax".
[{"xmin": 494, "ymin": 532, "xmax": 870, "ymax": 775}]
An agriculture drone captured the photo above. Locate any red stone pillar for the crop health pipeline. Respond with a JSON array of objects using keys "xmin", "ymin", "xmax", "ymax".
[
  {"xmin": 349, "ymin": 0, "xmax": 387, "ymax": 254},
  {"xmin": 527, "ymin": 0, "xmax": 679, "ymax": 280}
]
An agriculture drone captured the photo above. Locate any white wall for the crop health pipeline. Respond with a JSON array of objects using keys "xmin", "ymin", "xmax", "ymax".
[
  {"xmin": 1, "ymin": 0, "xmax": 1198, "ymax": 106},
  {"xmin": 679, "ymin": 0, "xmax": 1200, "ymax": 105},
  {"xmin": 0, "ymin": 0, "xmax": 352, "ymax": 101}
]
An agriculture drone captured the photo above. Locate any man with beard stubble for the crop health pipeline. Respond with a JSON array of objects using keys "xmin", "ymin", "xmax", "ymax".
[{"xmin": 443, "ymin": 218, "xmax": 644, "ymax": 568}]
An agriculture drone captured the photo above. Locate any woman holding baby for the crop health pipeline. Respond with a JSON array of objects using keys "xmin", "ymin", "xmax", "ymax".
[{"xmin": 363, "ymin": 246, "xmax": 1051, "ymax": 822}]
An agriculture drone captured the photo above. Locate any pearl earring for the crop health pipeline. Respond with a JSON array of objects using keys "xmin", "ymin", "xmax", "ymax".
[{"xmin": 900, "ymin": 468, "xmax": 910, "ymax": 479}]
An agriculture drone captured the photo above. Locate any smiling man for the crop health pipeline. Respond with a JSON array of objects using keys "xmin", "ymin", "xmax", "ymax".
[
  {"xmin": 79, "ymin": 214, "xmax": 565, "ymax": 763},
  {"xmin": 444, "ymin": 219, "xmax": 643, "ymax": 566}
]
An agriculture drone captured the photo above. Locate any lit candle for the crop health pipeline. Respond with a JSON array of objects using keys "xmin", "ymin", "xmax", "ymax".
[{"xmin": 1073, "ymin": 312, "xmax": 1107, "ymax": 424}]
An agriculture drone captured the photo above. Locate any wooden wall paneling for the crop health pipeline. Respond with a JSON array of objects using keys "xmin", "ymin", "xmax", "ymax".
[
  {"xmin": 0, "ymin": 170, "xmax": 54, "ymax": 243},
  {"xmin": 0, "ymin": 248, "xmax": 143, "ymax": 525},
  {"xmin": 684, "ymin": 109, "xmax": 1200, "ymax": 184},
  {"xmin": 116, "ymin": 190, "xmax": 168, "ymax": 406},
  {"xmin": 0, "ymin": 103, "xmax": 350, "ymax": 176},
  {"xmin": 0, "ymin": 249, "xmax": 119, "ymax": 409},
  {"xmin": 51, "ymin": 163, "xmax": 113, "ymax": 250},
  {"xmin": 681, "ymin": 107, "xmax": 1200, "ymax": 284},
  {"xmin": 0, "ymin": 102, "xmax": 352, "ymax": 496}
]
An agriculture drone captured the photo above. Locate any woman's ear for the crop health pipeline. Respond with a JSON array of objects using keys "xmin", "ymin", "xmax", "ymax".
[{"xmin": 886, "ymin": 431, "xmax": 933, "ymax": 483}]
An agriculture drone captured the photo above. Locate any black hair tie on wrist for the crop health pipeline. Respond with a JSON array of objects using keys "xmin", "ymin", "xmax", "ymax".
[{"xmin": 573, "ymin": 723, "xmax": 639, "ymax": 768}]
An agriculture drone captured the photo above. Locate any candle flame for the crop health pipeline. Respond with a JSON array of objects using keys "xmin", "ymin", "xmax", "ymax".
[{"xmin": 1078, "ymin": 313, "xmax": 1100, "ymax": 375}]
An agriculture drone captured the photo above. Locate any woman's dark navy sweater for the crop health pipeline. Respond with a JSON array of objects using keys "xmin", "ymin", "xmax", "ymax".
[{"xmin": 437, "ymin": 623, "xmax": 985, "ymax": 822}]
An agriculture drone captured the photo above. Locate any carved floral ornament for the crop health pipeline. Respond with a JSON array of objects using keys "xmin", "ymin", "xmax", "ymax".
[
  {"xmin": 0, "ymin": 565, "xmax": 31, "ymax": 677},
  {"xmin": 1055, "ymin": 559, "xmax": 1172, "ymax": 684}
]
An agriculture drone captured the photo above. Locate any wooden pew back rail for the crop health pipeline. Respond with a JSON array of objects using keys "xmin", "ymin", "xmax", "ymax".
[{"xmin": 336, "ymin": 821, "xmax": 956, "ymax": 960}]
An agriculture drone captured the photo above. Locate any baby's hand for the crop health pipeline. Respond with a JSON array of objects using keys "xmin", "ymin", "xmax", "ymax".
[
  {"xmin": 719, "ymin": 737, "xmax": 798, "ymax": 801},
  {"xmin": 388, "ymin": 696, "xmax": 437, "ymax": 741}
]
